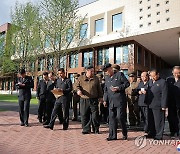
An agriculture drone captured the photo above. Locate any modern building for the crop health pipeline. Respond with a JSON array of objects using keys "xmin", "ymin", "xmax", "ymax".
[{"xmin": 0, "ymin": 0, "xmax": 180, "ymax": 91}]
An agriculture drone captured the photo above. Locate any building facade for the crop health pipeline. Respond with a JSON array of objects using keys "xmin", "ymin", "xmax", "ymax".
[{"xmin": 1, "ymin": 0, "xmax": 180, "ymax": 91}]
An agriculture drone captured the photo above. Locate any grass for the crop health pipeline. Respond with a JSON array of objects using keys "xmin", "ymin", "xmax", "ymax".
[{"xmin": 0, "ymin": 94, "xmax": 38, "ymax": 105}]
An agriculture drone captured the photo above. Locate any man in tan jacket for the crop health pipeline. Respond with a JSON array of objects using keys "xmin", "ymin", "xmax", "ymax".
[{"xmin": 75, "ymin": 65, "xmax": 103, "ymax": 134}]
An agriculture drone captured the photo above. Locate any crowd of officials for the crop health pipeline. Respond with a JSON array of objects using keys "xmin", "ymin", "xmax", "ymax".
[{"xmin": 16, "ymin": 64, "xmax": 180, "ymax": 141}]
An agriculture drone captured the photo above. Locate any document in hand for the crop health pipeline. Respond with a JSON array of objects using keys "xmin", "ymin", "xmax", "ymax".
[{"xmin": 51, "ymin": 89, "xmax": 63, "ymax": 98}]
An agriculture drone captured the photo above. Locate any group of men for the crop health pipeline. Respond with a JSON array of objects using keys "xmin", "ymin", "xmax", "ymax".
[{"xmin": 16, "ymin": 64, "xmax": 180, "ymax": 141}]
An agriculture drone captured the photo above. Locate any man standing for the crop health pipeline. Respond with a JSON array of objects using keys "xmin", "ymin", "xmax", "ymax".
[
  {"xmin": 36, "ymin": 72, "xmax": 49, "ymax": 123},
  {"xmin": 102, "ymin": 63, "xmax": 130, "ymax": 141},
  {"xmin": 43, "ymin": 72, "xmax": 57, "ymax": 125},
  {"xmin": 75, "ymin": 65, "xmax": 103, "ymax": 134},
  {"xmin": 148, "ymin": 69, "xmax": 168, "ymax": 140},
  {"xmin": 44, "ymin": 68, "xmax": 72, "ymax": 130},
  {"xmin": 17, "ymin": 69, "xmax": 34, "ymax": 127},
  {"xmin": 167, "ymin": 66, "xmax": 180, "ymax": 137},
  {"xmin": 137, "ymin": 72, "xmax": 149, "ymax": 134},
  {"xmin": 125, "ymin": 72, "xmax": 140, "ymax": 126},
  {"xmin": 72, "ymin": 74, "xmax": 80, "ymax": 121}
]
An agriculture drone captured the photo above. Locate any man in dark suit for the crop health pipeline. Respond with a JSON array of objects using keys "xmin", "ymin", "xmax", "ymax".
[
  {"xmin": 136, "ymin": 72, "xmax": 149, "ymax": 134},
  {"xmin": 44, "ymin": 68, "xmax": 72, "ymax": 130},
  {"xmin": 17, "ymin": 69, "xmax": 34, "ymax": 127},
  {"xmin": 167, "ymin": 66, "xmax": 180, "ymax": 138},
  {"xmin": 102, "ymin": 63, "xmax": 130, "ymax": 141},
  {"xmin": 148, "ymin": 69, "xmax": 168, "ymax": 140},
  {"xmin": 43, "ymin": 72, "xmax": 57, "ymax": 125},
  {"xmin": 36, "ymin": 71, "xmax": 49, "ymax": 123}
]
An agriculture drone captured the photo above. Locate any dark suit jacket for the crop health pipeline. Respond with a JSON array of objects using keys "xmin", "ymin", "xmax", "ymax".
[
  {"xmin": 166, "ymin": 76, "xmax": 180, "ymax": 108},
  {"xmin": 136, "ymin": 81, "xmax": 149, "ymax": 107},
  {"xmin": 36, "ymin": 79, "xmax": 48, "ymax": 99},
  {"xmin": 46, "ymin": 80, "xmax": 56, "ymax": 102},
  {"xmin": 56, "ymin": 77, "xmax": 72, "ymax": 97},
  {"xmin": 17, "ymin": 76, "xmax": 34, "ymax": 101},
  {"xmin": 148, "ymin": 78, "xmax": 168, "ymax": 109},
  {"xmin": 104, "ymin": 72, "xmax": 130, "ymax": 108}
]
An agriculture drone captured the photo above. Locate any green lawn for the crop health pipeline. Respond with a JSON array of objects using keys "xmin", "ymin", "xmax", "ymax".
[{"xmin": 0, "ymin": 94, "xmax": 38, "ymax": 105}]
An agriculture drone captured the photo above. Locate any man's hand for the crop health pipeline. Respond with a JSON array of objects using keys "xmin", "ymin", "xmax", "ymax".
[
  {"xmin": 103, "ymin": 101, "xmax": 107, "ymax": 107},
  {"xmin": 138, "ymin": 91, "xmax": 142, "ymax": 95},
  {"xmin": 77, "ymin": 90, "xmax": 83, "ymax": 96},
  {"xmin": 110, "ymin": 86, "xmax": 119, "ymax": 92},
  {"xmin": 162, "ymin": 108, "xmax": 166, "ymax": 111},
  {"xmin": 142, "ymin": 90, "xmax": 146, "ymax": 94}
]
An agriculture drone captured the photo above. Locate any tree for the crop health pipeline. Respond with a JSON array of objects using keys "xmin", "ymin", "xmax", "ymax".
[
  {"xmin": 39, "ymin": 0, "xmax": 87, "ymax": 71},
  {"xmin": 9, "ymin": 1, "xmax": 41, "ymax": 71}
]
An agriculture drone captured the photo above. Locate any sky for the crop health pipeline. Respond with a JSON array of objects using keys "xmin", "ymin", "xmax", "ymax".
[{"xmin": 0, "ymin": 0, "xmax": 97, "ymax": 26}]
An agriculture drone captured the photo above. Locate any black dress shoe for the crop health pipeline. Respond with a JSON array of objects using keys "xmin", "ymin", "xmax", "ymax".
[
  {"xmin": 24, "ymin": 124, "xmax": 29, "ymax": 127},
  {"xmin": 72, "ymin": 118, "xmax": 77, "ymax": 121},
  {"xmin": 63, "ymin": 127, "xmax": 68, "ymax": 130},
  {"xmin": 82, "ymin": 131, "xmax": 90, "ymax": 134},
  {"xmin": 44, "ymin": 125, "xmax": 53, "ymax": 130},
  {"xmin": 144, "ymin": 134, "xmax": 154, "ymax": 138},
  {"xmin": 122, "ymin": 136, "xmax": 127, "ymax": 140},
  {"xmin": 43, "ymin": 121, "xmax": 49, "ymax": 125},
  {"xmin": 94, "ymin": 130, "xmax": 100, "ymax": 134},
  {"xmin": 20, "ymin": 123, "xmax": 25, "ymax": 126},
  {"xmin": 106, "ymin": 138, "xmax": 117, "ymax": 141},
  {"xmin": 154, "ymin": 137, "xmax": 162, "ymax": 140}
]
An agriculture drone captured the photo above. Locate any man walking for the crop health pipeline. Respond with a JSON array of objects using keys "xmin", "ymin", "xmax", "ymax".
[
  {"xmin": 44, "ymin": 68, "xmax": 72, "ymax": 130},
  {"xmin": 17, "ymin": 69, "xmax": 34, "ymax": 127},
  {"xmin": 102, "ymin": 63, "xmax": 130, "ymax": 141},
  {"xmin": 75, "ymin": 65, "xmax": 103, "ymax": 134}
]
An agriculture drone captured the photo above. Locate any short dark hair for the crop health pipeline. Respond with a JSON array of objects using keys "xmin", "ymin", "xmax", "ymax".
[
  {"xmin": 19, "ymin": 68, "xmax": 26, "ymax": 75},
  {"xmin": 43, "ymin": 71, "xmax": 49, "ymax": 76},
  {"xmin": 58, "ymin": 68, "xmax": 65, "ymax": 73},
  {"xmin": 150, "ymin": 68, "xmax": 159, "ymax": 75}
]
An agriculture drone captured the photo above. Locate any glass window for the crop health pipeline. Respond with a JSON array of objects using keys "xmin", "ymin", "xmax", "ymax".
[
  {"xmin": 59, "ymin": 55, "xmax": 66, "ymax": 68},
  {"xmin": 80, "ymin": 23, "xmax": 88, "ymax": 39},
  {"xmin": 83, "ymin": 51, "xmax": 93, "ymax": 67},
  {"xmin": 95, "ymin": 18, "xmax": 104, "ymax": 35},
  {"xmin": 69, "ymin": 73, "xmax": 75, "ymax": 83},
  {"xmin": 97, "ymin": 48, "xmax": 109, "ymax": 65},
  {"xmin": 29, "ymin": 62, "xmax": 35, "ymax": 72},
  {"xmin": 137, "ymin": 46, "xmax": 142, "ymax": 64},
  {"xmin": 115, "ymin": 45, "xmax": 129, "ymax": 64},
  {"xmin": 67, "ymin": 28, "xmax": 73, "ymax": 43},
  {"xmin": 45, "ymin": 36, "xmax": 50, "ymax": 48},
  {"xmin": 47, "ymin": 57, "xmax": 54, "ymax": 70},
  {"xmin": 70, "ymin": 53, "xmax": 78, "ymax": 68},
  {"xmin": 112, "ymin": 13, "xmax": 122, "ymax": 31},
  {"xmin": 38, "ymin": 58, "xmax": 45, "ymax": 71},
  {"xmin": 122, "ymin": 69, "xmax": 128, "ymax": 78}
]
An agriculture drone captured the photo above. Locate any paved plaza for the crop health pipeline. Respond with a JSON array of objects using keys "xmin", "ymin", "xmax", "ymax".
[{"xmin": 0, "ymin": 110, "xmax": 179, "ymax": 154}]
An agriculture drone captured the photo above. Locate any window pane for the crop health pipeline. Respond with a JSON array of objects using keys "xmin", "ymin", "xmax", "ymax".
[
  {"xmin": 70, "ymin": 53, "xmax": 78, "ymax": 68},
  {"xmin": 137, "ymin": 46, "xmax": 142, "ymax": 64},
  {"xmin": 95, "ymin": 18, "xmax": 104, "ymax": 34},
  {"xmin": 112, "ymin": 13, "xmax": 122, "ymax": 31},
  {"xmin": 97, "ymin": 49, "xmax": 103, "ymax": 65},
  {"xmin": 80, "ymin": 23, "xmax": 88, "ymax": 39},
  {"xmin": 115, "ymin": 47, "xmax": 122, "ymax": 64},
  {"xmin": 59, "ymin": 55, "xmax": 66, "ymax": 68},
  {"xmin": 48, "ymin": 57, "xmax": 54, "ymax": 70},
  {"xmin": 104, "ymin": 48, "xmax": 109, "ymax": 64},
  {"xmin": 123, "ymin": 45, "xmax": 129, "ymax": 63},
  {"xmin": 83, "ymin": 51, "xmax": 93, "ymax": 67},
  {"xmin": 122, "ymin": 69, "xmax": 128, "ymax": 78},
  {"xmin": 67, "ymin": 28, "xmax": 73, "ymax": 43},
  {"xmin": 45, "ymin": 36, "xmax": 50, "ymax": 48}
]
